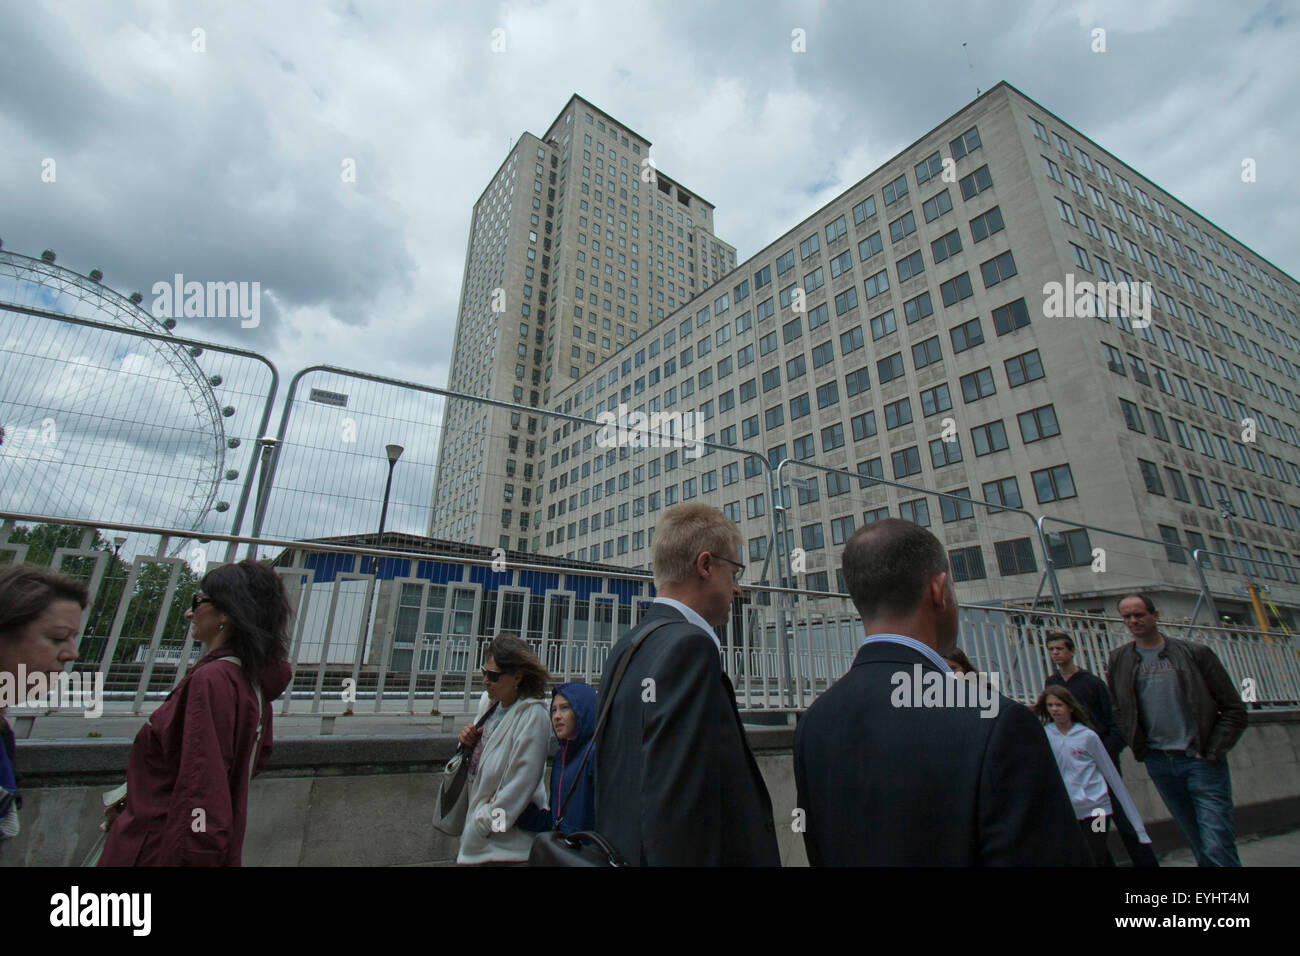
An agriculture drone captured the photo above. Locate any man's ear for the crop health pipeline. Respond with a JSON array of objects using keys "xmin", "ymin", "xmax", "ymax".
[
  {"xmin": 926, "ymin": 571, "xmax": 949, "ymax": 608},
  {"xmin": 693, "ymin": 550, "xmax": 711, "ymax": 579}
]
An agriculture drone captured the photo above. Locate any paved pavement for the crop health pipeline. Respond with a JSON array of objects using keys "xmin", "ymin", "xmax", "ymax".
[
  {"xmin": 18, "ymin": 709, "xmax": 1300, "ymax": 865},
  {"xmin": 1159, "ymin": 826, "xmax": 1300, "ymax": 866}
]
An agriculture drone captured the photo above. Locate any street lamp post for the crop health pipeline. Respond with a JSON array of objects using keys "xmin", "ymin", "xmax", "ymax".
[
  {"xmin": 376, "ymin": 444, "xmax": 404, "ymax": 556},
  {"xmin": 357, "ymin": 444, "xmax": 403, "ymax": 715}
]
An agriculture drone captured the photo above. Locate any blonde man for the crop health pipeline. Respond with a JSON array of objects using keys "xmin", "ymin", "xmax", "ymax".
[{"xmin": 594, "ymin": 504, "xmax": 779, "ymax": 865}]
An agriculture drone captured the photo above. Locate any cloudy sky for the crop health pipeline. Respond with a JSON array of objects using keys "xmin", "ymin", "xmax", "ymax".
[{"xmin": 2, "ymin": 0, "xmax": 1297, "ymax": 542}]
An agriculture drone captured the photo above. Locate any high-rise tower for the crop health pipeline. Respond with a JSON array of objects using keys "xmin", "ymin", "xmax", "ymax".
[{"xmin": 428, "ymin": 95, "xmax": 736, "ymax": 549}]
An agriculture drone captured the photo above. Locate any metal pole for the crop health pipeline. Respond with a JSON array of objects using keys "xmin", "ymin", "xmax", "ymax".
[
  {"xmin": 1189, "ymin": 549, "xmax": 1221, "ymax": 625},
  {"xmin": 377, "ymin": 457, "xmax": 398, "ymax": 549},
  {"xmin": 246, "ymin": 438, "xmax": 279, "ymax": 559},
  {"xmin": 768, "ymin": 459, "xmax": 794, "ymax": 709},
  {"xmin": 360, "ymin": 447, "xmax": 403, "ymax": 707},
  {"xmin": 1033, "ymin": 516, "xmax": 1067, "ymax": 612}
]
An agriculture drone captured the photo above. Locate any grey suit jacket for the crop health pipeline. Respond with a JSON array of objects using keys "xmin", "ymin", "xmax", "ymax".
[{"xmin": 594, "ymin": 603, "xmax": 779, "ymax": 866}]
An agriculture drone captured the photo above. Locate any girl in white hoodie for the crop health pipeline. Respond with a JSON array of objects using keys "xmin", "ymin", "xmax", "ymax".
[
  {"xmin": 1034, "ymin": 685, "xmax": 1152, "ymax": 866},
  {"xmin": 455, "ymin": 634, "xmax": 552, "ymax": 865}
]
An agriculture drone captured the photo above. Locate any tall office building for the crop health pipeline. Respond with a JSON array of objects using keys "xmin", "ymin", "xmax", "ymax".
[
  {"xmin": 428, "ymin": 95, "xmax": 736, "ymax": 549},
  {"xmin": 537, "ymin": 82, "xmax": 1300, "ymax": 621}
]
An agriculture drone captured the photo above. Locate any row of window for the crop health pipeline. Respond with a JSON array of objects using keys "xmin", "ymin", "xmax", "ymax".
[{"xmin": 1031, "ymin": 111, "xmax": 1298, "ymax": 328}]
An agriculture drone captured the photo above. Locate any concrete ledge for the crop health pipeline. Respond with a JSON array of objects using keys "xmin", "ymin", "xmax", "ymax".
[
  {"xmin": 17, "ymin": 722, "xmax": 801, "ymax": 780},
  {"xmin": 6, "ymin": 712, "xmax": 1298, "ymax": 866}
]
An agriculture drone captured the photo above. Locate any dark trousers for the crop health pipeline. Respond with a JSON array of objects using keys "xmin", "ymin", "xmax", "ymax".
[
  {"xmin": 1078, "ymin": 817, "xmax": 1114, "ymax": 866},
  {"xmin": 1110, "ymin": 750, "xmax": 1159, "ymax": 867}
]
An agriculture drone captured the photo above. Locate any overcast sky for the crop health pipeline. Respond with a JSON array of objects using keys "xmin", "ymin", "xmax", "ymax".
[{"xmin": 3, "ymin": 0, "xmax": 1297, "ymax": 542}]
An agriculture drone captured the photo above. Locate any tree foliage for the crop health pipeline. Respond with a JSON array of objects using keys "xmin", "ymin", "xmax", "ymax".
[{"xmin": 3, "ymin": 522, "xmax": 200, "ymax": 661}]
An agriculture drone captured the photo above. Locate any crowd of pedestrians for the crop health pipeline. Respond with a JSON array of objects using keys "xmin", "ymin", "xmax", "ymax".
[{"xmin": 0, "ymin": 504, "xmax": 1253, "ymax": 866}]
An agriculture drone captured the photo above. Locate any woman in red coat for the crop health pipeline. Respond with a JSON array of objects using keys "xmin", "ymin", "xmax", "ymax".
[{"xmin": 99, "ymin": 559, "xmax": 293, "ymax": 866}]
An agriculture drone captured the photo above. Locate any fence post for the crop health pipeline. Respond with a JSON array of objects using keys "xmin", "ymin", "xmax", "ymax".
[
  {"xmin": 767, "ymin": 459, "xmax": 794, "ymax": 709},
  {"xmin": 1033, "ymin": 515, "xmax": 1067, "ymax": 612},
  {"xmin": 1189, "ymin": 550, "xmax": 1222, "ymax": 625}
]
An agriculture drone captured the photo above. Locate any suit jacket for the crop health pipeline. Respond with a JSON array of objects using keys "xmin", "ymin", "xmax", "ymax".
[
  {"xmin": 594, "ymin": 603, "xmax": 780, "ymax": 866},
  {"xmin": 794, "ymin": 641, "xmax": 1092, "ymax": 866}
]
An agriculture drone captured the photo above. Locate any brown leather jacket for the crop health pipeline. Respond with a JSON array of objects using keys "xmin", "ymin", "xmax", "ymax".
[{"xmin": 1106, "ymin": 636, "xmax": 1248, "ymax": 762}]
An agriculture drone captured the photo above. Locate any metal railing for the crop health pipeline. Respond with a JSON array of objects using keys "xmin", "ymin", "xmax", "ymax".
[{"xmin": 4, "ymin": 512, "xmax": 1297, "ymax": 727}]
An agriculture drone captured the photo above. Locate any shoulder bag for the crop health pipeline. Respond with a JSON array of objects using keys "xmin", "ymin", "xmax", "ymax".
[{"xmin": 432, "ymin": 699, "xmax": 499, "ymax": 837}]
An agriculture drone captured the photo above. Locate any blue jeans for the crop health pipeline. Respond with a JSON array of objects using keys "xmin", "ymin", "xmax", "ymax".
[{"xmin": 1142, "ymin": 751, "xmax": 1241, "ymax": 866}]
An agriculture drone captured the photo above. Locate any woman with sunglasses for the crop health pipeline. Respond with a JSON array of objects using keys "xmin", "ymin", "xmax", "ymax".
[
  {"xmin": 99, "ymin": 559, "xmax": 293, "ymax": 866},
  {"xmin": 455, "ymin": 633, "xmax": 551, "ymax": 865}
]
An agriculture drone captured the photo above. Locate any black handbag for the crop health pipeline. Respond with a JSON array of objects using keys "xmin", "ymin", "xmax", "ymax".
[
  {"xmin": 432, "ymin": 701, "xmax": 498, "ymax": 837},
  {"xmin": 528, "ymin": 620, "xmax": 674, "ymax": 866}
]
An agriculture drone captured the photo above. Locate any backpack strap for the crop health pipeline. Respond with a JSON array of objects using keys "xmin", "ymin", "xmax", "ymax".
[
  {"xmin": 554, "ymin": 617, "xmax": 678, "ymax": 826},
  {"xmin": 216, "ymin": 657, "xmax": 264, "ymax": 788}
]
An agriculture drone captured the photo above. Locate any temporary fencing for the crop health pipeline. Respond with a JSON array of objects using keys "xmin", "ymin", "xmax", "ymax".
[{"xmin": 5, "ymin": 512, "xmax": 1297, "ymax": 728}]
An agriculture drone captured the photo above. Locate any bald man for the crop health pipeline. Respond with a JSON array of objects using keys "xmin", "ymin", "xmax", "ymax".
[{"xmin": 794, "ymin": 519, "xmax": 1091, "ymax": 866}]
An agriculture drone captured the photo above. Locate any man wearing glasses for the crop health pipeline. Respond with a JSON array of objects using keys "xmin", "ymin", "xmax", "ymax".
[{"xmin": 595, "ymin": 504, "xmax": 779, "ymax": 865}]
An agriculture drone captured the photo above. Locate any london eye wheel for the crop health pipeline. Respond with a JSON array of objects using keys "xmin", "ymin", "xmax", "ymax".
[{"xmin": 0, "ymin": 248, "xmax": 232, "ymax": 536}]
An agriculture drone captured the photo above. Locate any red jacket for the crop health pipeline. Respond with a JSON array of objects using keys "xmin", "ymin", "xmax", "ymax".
[{"xmin": 99, "ymin": 649, "xmax": 293, "ymax": 866}]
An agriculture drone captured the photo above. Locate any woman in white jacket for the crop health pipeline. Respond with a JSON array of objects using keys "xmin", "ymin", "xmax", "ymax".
[
  {"xmin": 455, "ymin": 634, "xmax": 552, "ymax": 865},
  {"xmin": 1034, "ymin": 684, "xmax": 1153, "ymax": 866}
]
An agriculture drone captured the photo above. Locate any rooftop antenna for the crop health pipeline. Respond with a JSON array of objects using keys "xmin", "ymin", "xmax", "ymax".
[{"xmin": 963, "ymin": 42, "xmax": 980, "ymax": 97}]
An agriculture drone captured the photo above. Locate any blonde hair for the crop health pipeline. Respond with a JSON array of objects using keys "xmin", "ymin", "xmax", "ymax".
[{"xmin": 652, "ymin": 504, "xmax": 742, "ymax": 589}]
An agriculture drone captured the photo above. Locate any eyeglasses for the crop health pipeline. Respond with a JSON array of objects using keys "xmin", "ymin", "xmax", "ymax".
[
  {"xmin": 709, "ymin": 554, "xmax": 745, "ymax": 582},
  {"xmin": 482, "ymin": 667, "xmax": 510, "ymax": 683},
  {"xmin": 191, "ymin": 593, "xmax": 214, "ymax": 612}
]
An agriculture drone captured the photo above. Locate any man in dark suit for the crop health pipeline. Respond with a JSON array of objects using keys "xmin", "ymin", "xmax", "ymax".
[
  {"xmin": 595, "ymin": 504, "xmax": 779, "ymax": 866},
  {"xmin": 794, "ymin": 518, "xmax": 1092, "ymax": 866}
]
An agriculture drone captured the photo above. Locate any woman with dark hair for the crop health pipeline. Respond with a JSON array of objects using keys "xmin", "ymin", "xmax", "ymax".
[
  {"xmin": 99, "ymin": 559, "xmax": 293, "ymax": 866},
  {"xmin": 455, "ymin": 633, "xmax": 551, "ymax": 864},
  {"xmin": 1034, "ymin": 684, "xmax": 1151, "ymax": 866},
  {"xmin": 0, "ymin": 565, "xmax": 88, "ymax": 843},
  {"xmin": 943, "ymin": 647, "xmax": 975, "ymax": 675}
]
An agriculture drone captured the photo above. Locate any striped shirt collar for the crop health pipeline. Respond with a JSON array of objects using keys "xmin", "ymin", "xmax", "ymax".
[{"xmin": 861, "ymin": 632, "xmax": 952, "ymax": 672}]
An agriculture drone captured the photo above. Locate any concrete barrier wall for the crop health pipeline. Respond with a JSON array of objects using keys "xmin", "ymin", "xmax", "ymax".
[{"xmin": 5, "ymin": 715, "xmax": 1298, "ymax": 866}]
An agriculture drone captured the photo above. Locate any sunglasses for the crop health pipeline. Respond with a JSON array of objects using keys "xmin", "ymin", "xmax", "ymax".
[
  {"xmin": 191, "ymin": 593, "xmax": 214, "ymax": 611},
  {"xmin": 482, "ymin": 667, "xmax": 512, "ymax": 683}
]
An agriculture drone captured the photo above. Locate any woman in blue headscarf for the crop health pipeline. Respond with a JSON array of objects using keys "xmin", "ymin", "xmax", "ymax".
[{"xmin": 548, "ymin": 682, "xmax": 597, "ymax": 834}]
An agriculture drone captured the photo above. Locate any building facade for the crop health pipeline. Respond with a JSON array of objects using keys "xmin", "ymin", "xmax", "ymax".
[
  {"xmin": 534, "ymin": 82, "xmax": 1300, "ymax": 621},
  {"xmin": 427, "ymin": 95, "xmax": 736, "ymax": 549}
]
